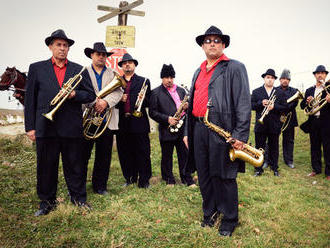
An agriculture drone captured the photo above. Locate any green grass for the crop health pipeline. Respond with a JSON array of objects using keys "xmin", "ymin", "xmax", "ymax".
[{"xmin": 0, "ymin": 109, "xmax": 329, "ymax": 248}]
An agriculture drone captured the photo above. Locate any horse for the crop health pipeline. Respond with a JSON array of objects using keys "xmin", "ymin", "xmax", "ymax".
[{"xmin": 0, "ymin": 67, "xmax": 27, "ymax": 105}]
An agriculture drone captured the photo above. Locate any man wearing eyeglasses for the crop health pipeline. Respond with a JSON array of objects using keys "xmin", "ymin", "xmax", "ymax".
[{"xmin": 184, "ymin": 26, "xmax": 251, "ymax": 237}]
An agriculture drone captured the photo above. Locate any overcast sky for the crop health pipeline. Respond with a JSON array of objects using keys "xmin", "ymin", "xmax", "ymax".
[{"xmin": 0, "ymin": 0, "xmax": 329, "ymax": 109}]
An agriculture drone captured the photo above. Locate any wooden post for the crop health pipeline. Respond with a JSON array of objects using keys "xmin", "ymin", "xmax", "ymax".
[{"xmin": 118, "ymin": 1, "xmax": 128, "ymax": 26}]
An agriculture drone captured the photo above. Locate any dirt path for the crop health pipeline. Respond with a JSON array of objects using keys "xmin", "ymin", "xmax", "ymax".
[{"xmin": 0, "ymin": 123, "xmax": 25, "ymax": 136}]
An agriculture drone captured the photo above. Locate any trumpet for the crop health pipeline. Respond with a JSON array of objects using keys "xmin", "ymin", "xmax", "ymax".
[
  {"xmin": 43, "ymin": 67, "xmax": 86, "ymax": 121},
  {"xmin": 169, "ymin": 94, "xmax": 189, "ymax": 133},
  {"xmin": 83, "ymin": 73, "xmax": 126, "ymax": 139},
  {"xmin": 258, "ymin": 90, "xmax": 276, "ymax": 124},
  {"xmin": 204, "ymin": 101, "xmax": 264, "ymax": 167},
  {"xmin": 304, "ymin": 79, "xmax": 330, "ymax": 115},
  {"xmin": 287, "ymin": 90, "xmax": 304, "ymax": 103},
  {"xmin": 132, "ymin": 78, "xmax": 148, "ymax": 118}
]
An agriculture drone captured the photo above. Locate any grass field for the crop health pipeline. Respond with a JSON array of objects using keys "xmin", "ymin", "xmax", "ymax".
[{"xmin": 0, "ymin": 109, "xmax": 329, "ymax": 248}]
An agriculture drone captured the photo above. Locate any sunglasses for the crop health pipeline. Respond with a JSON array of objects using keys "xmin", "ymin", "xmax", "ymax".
[{"xmin": 203, "ymin": 38, "xmax": 222, "ymax": 44}]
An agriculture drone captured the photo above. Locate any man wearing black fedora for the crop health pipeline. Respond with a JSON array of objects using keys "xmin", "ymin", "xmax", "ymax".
[
  {"xmin": 24, "ymin": 29, "xmax": 95, "ymax": 216},
  {"xmin": 81, "ymin": 42, "xmax": 124, "ymax": 195},
  {"xmin": 252, "ymin": 69, "xmax": 286, "ymax": 177},
  {"xmin": 149, "ymin": 64, "xmax": 195, "ymax": 187},
  {"xmin": 116, "ymin": 53, "xmax": 152, "ymax": 188},
  {"xmin": 184, "ymin": 26, "xmax": 251, "ymax": 236},
  {"xmin": 300, "ymin": 65, "xmax": 330, "ymax": 180}
]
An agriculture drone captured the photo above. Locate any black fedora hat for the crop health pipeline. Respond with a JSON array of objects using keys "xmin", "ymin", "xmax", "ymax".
[
  {"xmin": 160, "ymin": 64, "xmax": 175, "ymax": 78},
  {"xmin": 313, "ymin": 65, "xmax": 328, "ymax": 74},
  {"xmin": 45, "ymin": 29, "xmax": 74, "ymax": 47},
  {"xmin": 195, "ymin": 25, "xmax": 230, "ymax": 48},
  {"xmin": 84, "ymin": 42, "xmax": 113, "ymax": 59},
  {"xmin": 261, "ymin": 68, "xmax": 277, "ymax": 79},
  {"xmin": 118, "ymin": 53, "xmax": 138, "ymax": 67}
]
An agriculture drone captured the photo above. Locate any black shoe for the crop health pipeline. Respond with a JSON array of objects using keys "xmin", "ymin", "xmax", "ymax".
[
  {"xmin": 254, "ymin": 171, "xmax": 263, "ymax": 177},
  {"xmin": 274, "ymin": 171, "xmax": 280, "ymax": 176},
  {"xmin": 286, "ymin": 163, "xmax": 295, "ymax": 169},
  {"xmin": 76, "ymin": 202, "xmax": 92, "ymax": 211},
  {"xmin": 138, "ymin": 183, "xmax": 150, "ymax": 189},
  {"xmin": 34, "ymin": 202, "xmax": 56, "ymax": 217},
  {"xmin": 219, "ymin": 230, "xmax": 232, "ymax": 237},
  {"xmin": 94, "ymin": 190, "xmax": 108, "ymax": 195}
]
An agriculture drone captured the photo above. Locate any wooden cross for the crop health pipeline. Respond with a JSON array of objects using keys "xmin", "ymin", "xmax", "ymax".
[{"xmin": 97, "ymin": 0, "xmax": 145, "ymax": 24}]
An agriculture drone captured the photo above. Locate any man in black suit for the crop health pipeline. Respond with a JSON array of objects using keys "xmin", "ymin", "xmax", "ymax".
[
  {"xmin": 300, "ymin": 65, "xmax": 330, "ymax": 180},
  {"xmin": 276, "ymin": 69, "xmax": 299, "ymax": 169},
  {"xmin": 116, "ymin": 53, "xmax": 152, "ymax": 188},
  {"xmin": 24, "ymin": 29, "xmax": 95, "ymax": 216},
  {"xmin": 251, "ymin": 69, "xmax": 286, "ymax": 177},
  {"xmin": 149, "ymin": 64, "xmax": 195, "ymax": 187},
  {"xmin": 184, "ymin": 26, "xmax": 251, "ymax": 237}
]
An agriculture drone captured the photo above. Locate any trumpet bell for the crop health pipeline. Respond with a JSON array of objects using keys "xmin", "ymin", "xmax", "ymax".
[
  {"xmin": 132, "ymin": 111, "xmax": 142, "ymax": 118},
  {"xmin": 42, "ymin": 112, "xmax": 54, "ymax": 122}
]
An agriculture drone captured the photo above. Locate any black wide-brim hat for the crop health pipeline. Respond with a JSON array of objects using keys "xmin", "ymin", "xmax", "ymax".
[
  {"xmin": 313, "ymin": 65, "xmax": 328, "ymax": 74},
  {"xmin": 261, "ymin": 68, "xmax": 277, "ymax": 79},
  {"xmin": 118, "ymin": 53, "xmax": 138, "ymax": 67},
  {"xmin": 84, "ymin": 42, "xmax": 113, "ymax": 59},
  {"xmin": 45, "ymin": 29, "xmax": 74, "ymax": 47},
  {"xmin": 195, "ymin": 25, "xmax": 230, "ymax": 48}
]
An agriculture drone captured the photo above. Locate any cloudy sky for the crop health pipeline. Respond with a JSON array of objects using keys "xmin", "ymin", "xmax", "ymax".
[{"xmin": 0, "ymin": 0, "xmax": 329, "ymax": 109}]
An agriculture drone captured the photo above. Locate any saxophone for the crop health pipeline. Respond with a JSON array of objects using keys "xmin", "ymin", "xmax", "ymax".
[
  {"xmin": 204, "ymin": 102, "xmax": 264, "ymax": 167},
  {"xmin": 169, "ymin": 94, "xmax": 189, "ymax": 133}
]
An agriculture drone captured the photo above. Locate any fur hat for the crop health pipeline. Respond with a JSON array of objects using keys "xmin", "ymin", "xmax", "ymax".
[
  {"xmin": 160, "ymin": 64, "xmax": 175, "ymax": 78},
  {"xmin": 280, "ymin": 69, "xmax": 291, "ymax": 80}
]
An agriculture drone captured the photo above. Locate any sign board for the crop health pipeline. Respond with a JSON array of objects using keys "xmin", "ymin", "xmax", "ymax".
[
  {"xmin": 105, "ymin": 26, "xmax": 135, "ymax": 48},
  {"xmin": 106, "ymin": 48, "xmax": 127, "ymax": 75}
]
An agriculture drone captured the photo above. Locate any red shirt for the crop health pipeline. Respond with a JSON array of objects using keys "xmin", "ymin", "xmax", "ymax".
[
  {"xmin": 192, "ymin": 54, "xmax": 229, "ymax": 117},
  {"xmin": 52, "ymin": 57, "xmax": 68, "ymax": 87}
]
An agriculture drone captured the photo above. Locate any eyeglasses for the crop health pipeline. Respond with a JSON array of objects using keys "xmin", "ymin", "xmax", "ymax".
[{"xmin": 203, "ymin": 38, "xmax": 222, "ymax": 44}]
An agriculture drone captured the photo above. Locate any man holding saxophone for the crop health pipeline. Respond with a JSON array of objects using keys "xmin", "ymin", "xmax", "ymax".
[
  {"xmin": 81, "ymin": 42, "xmax": 124, "ymax": 195},
  {"xmin": 24, "ymin": 29, "xmax": 95, "ymax": 216},
  {"xmin": 251, "ymin": 69, "xmax": 286, "ymax": 177},
  {"xmin": 116, "ymin": 53, "xmax": 152, "ymax": 188},
  {"xmin": 184, "ymin": 26, "xmax": 251, "ymax": 237},
  {"xmin": 149, "ymin": 64, "xmax": 195, "ymax": 187},
  {"xmin": 300, "ymin": 65, "xmax": 330, "ymax": 180}
]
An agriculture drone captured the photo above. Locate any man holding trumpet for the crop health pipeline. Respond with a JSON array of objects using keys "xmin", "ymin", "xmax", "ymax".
[
  {"xmin": 300, "ymin": 65, "xmax": 330, "ymax": 180},
  {"xmin": 251, "ymin": 69, "xmax": 286, "ymax": 177},
  {"xmin": 24, "ymin": 29, "xmax": 95, "ymax": 216}
]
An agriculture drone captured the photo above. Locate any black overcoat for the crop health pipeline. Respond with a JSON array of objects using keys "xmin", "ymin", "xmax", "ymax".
[
  {"xmin": 149, "ymin": 84, "xmax": 186, "ymax": 142},
  {"xmin": 185, "ymin": 59, "xmax": 251, "ymax": 178},
  {"xmin": 24, "ymin": 59, "xmax": 95, "ymax": 138},
  {"xmin": 118, "ymin": 73, "xmax": 151, "ymax": 133}
]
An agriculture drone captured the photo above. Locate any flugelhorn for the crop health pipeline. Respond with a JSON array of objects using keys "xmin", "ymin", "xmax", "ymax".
[
  {"xmin": 132, "ymin": 78, "xmax": 148, "ymax": 118},
  {"xmin": 258, "ymin": 90, "xmax": 276, "ymax": 124},
  {"xmin": 169, "ymin": 94, "xmax": 189, "ymax": 133},
  {"xmin": 43, "ymin": 67, "xmax": 86, "ymax": 121},
  {"xmin": 287, "ymin": 90, "xmax": 304, "ymax": 103},
  {"xmin": 304, "ymin": 79, "xmax": 330, "ymax": 115},
  {"xmin": 204, "ymin": 101, "xmax": 264, "ymax": 167},
  {"xmin": 83, "ymin": 73, "xmax": 126, "ymax": 139}
]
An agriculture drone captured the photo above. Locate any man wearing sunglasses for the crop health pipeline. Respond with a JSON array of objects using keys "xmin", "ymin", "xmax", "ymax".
[{"xmin": 184, "ymin": 26, "xmax": 251, "ymax": 237}]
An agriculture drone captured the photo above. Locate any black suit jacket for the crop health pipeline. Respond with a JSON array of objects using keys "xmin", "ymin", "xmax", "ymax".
[
  {"xmin": 251, "ymin": 86, "xmax": 287, "ymax": 134},
  {"xmin": 276, "ymin": 86, "xmax": 299, "ymax": 129},
  {"xmin": 24, "ymin": 59, "xmax": 95, "ymax": 138},
  {"xmin": 118, "ymin": 73, "xmax": 151, "ymax": 133},
  {"xmin": 149, "ymin": 84, "xmax": 186, "ymax": 141}
]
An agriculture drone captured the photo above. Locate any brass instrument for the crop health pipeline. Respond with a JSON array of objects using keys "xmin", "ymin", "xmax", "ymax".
[
  {"xmin": 287, "ymin": 90, "xmax": 304, "ymax": 103},
  {"xmin": 204, "ymin": 101, "xmax": 264, "ymax": 167},
  {"xmin": 43, "ymin": 67, "xmax": 86, "ymax": 121},
  {"xmin": 83, "ymin": 73, "xmax": 126, "ymax": 139},
  {"xmin": 304, "ymin": 79, "xmax": 330, "ymax": 116},
  {"xmin": 258, "ymin": 90, "xmax": 276, "ymax": 124},
  {"xmin": 169, "ymin": 94, "xmax": 189, "ymax": 133},
  {"xmin": 280, "ymin": 112, "xmax": 292, "ymax": 132},
  {"xmin": 132, "ymin": 78, "xmax": 148, "ymax": 117}
]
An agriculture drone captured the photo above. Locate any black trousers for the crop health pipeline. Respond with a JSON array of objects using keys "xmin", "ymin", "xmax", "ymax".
[
  {"xmin": 309, "ymin": 117, "xmax": 330, "ymax": 175},
  {"xmin": 117, "ymin": 131, "xmax": 151, "ymax": 187},
  {"xmin": 36, "ymin": 137, "xmax": 86, "ymax": 205},
  {"xmin": 193, "ymin": 121, "xmax": 238, "ymax": 231},
  {"xmin": 282, "ymin": 127, "xmax": 295, "ymax": 165},
  {"xmin": 255, "ymin": 132, "xmax": 279, "ymax": 172},
  {"xmin": 82, "ymin": 128, "xmax": 114, "ymax": 192},
  {"xmin": 160, "ymin": 138, "xmax": 194, "ymax": 185}
]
